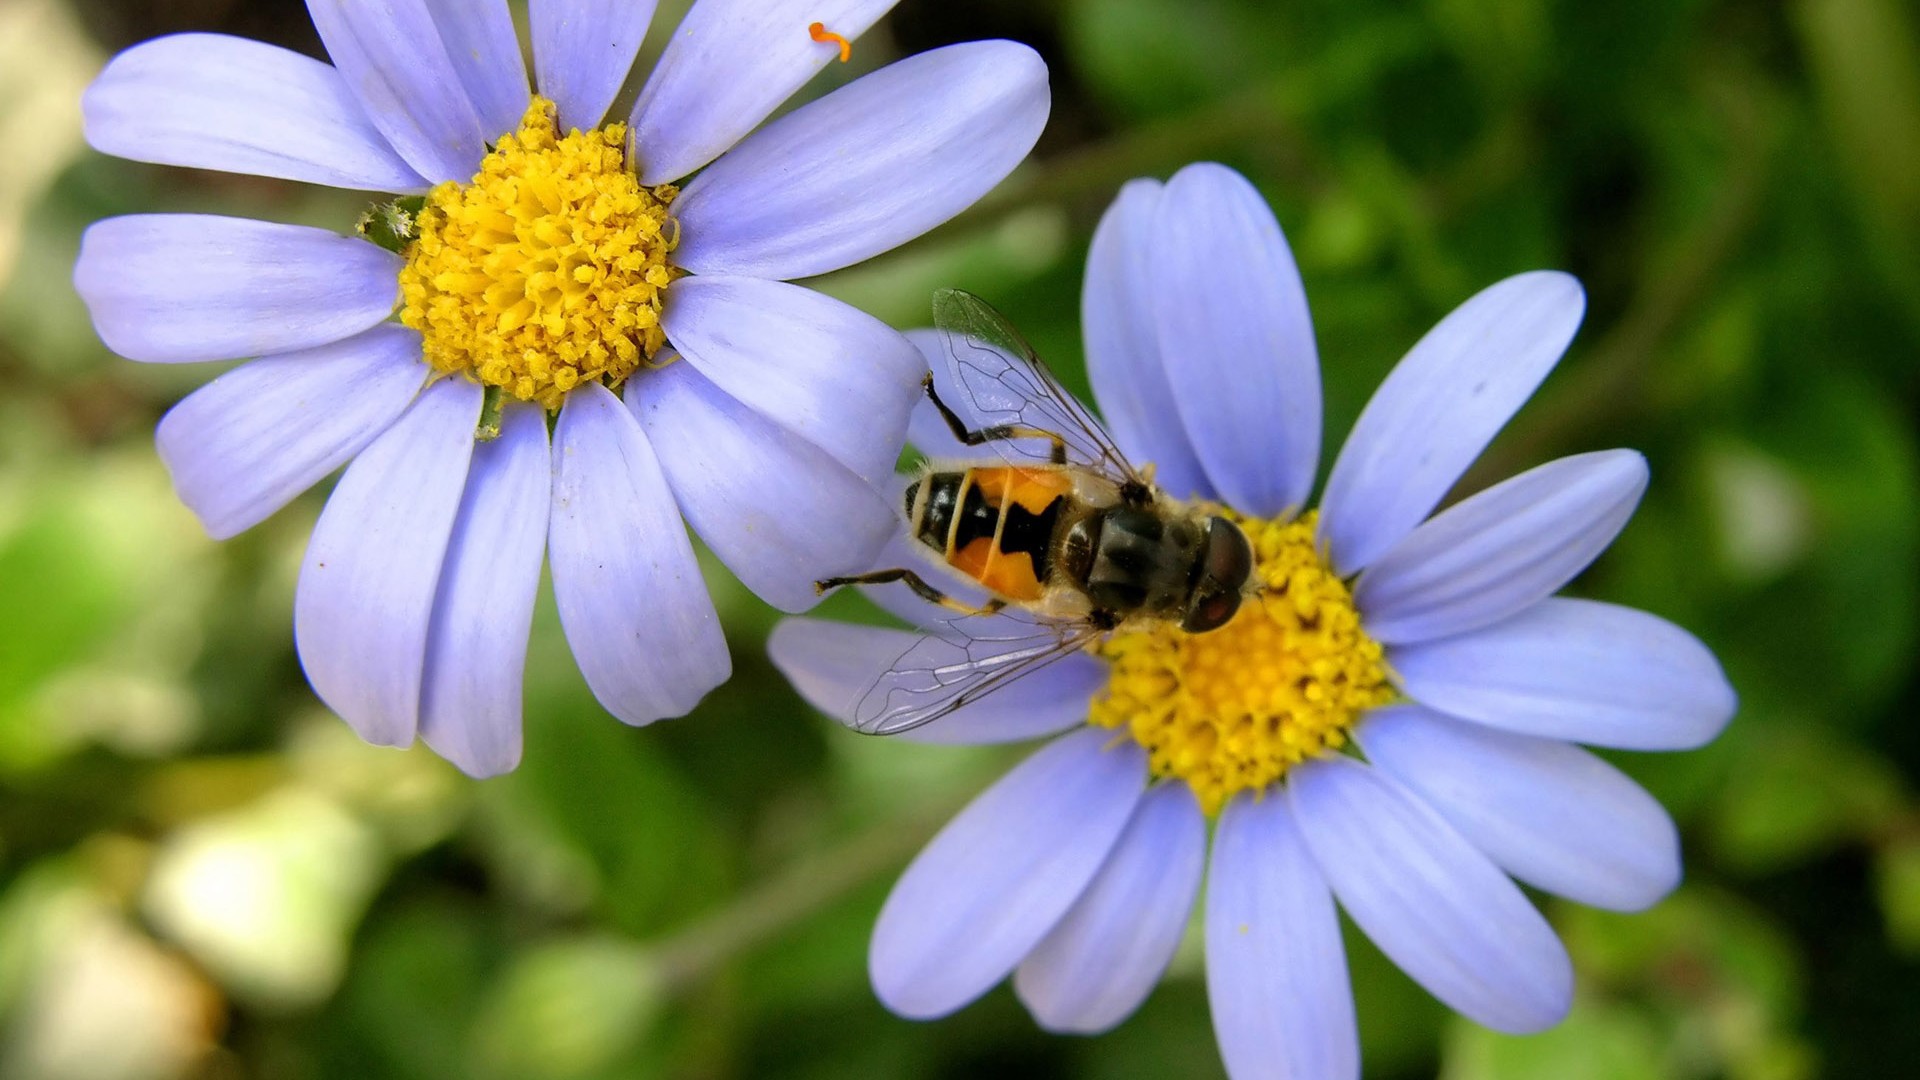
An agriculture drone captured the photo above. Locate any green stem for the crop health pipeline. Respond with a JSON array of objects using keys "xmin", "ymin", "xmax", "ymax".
[
  {"xmin": 476, "ymin": 385, "xmax": 505, "ymax": 441},
  {"xmin": 647, "ymin": 800, "xmax": 958, "ymax": 992}
]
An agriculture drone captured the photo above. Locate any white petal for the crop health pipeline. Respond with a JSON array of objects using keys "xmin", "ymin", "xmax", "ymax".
[
  {"xmin": 1389, "ymin": 597, "xmax": 1737, "ymax": 750},
  {"xmin": 1288, "ymin": 756, "xmax": 1574, "ymax": 1034},
  {"xmin": 548, "ymin": 383, "xmax": 730, "ymax": 725},
  {"xmin": 871, "ymin": 728, "xmax": 1146, "ymax": 1019},
  {"xmin": 306, "ymin": 0, "xmax": 490, "ymax": 183},
  {"xmin": 423, "ymin": 0, "xmax": 531, "ymax": 140},
  {"xmin": 1015, "ymin": 783, "xmax": 1205, "ymax": 1034},
  {"xmin": 529, "ymin": 0, "xmax": 657, "ymax": 132},
  {"xmin": 419, "ymin": 403, "xmax": 551, "ymax": 777},
  {"xmin": 631, "ymin": 359, "xmax": 896, "ymax": 612},
  {"xmin": 1319, "ymin": 272, "xmax": 1586, "ymax": 575},
  {"xmin": 1356, "ymin": 450, "xmax": 1649, "ymax": 644},
  {"xmin": 1152, "ymin": 163, "xmax": 1320, "ymax": 518},
  {"xmin": 629, "ymin": 0, "xmax": 900, "ymax": 183},
  {"xmin": 82, "ymin": 33, "xmax": 426, "ymax": 191},
  {"xmin": 662, "ymin": 276, "xmax": 924, "ymax": 485},
  {"xmin": 674, "ymin": 42, "xmax": 1049, "ymax": 281},
  {"xmin": 74, "ymin": 214, "xmax": 400, "ymax": 364},
  {"xmin": 155, "ymin": 325, "xmax": 426, "ymax": 539},
  {"xmin": 1207, "ymin": 791, "xmax": 1358, "ymax": 1080},
  {"xmin": 294, "ymin": 377, "xmax": 483, "ymax": 746},
  {"xmin": 1357, "ymin": 705, "xmax": 1682, "ymax": 911},
  {"xmin": 1082, "ymin": 178, "xmax": 1212, "ymax": 499}
]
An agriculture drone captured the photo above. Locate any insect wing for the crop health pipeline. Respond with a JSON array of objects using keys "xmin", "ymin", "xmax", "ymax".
[
  {"xmin": 852, "ymin": 610, "xmax": 1102, "ymax": 736},
  {"xmin": 931, "ymin": 288, "xmax": 1143, "ymax": 484}
]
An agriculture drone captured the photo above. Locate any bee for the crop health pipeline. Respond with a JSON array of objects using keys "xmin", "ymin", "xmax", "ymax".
[{"xmin": 814, "ymin": 289, "xmax": 1255, "ymax": 735}]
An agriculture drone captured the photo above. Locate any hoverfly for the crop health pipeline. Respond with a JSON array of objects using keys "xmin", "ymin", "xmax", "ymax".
[{"xmin": 813, "ymin": 289, "xmax": 1255, "ymax": 735}]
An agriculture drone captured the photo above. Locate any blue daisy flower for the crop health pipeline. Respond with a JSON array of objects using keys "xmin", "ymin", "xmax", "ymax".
[
  {"xmin": 71, "ymin": 0, "xmax": 1050, "ymax": 776},
  {"xmin": 770, "ymin": 162, "xmax": 1737, "ymax": 1077}
]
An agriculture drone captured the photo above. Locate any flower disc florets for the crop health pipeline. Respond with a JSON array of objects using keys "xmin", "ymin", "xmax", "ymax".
[
  {"xmin": 1089, "ymin": 511, "xmax": 1394, "ymax": 815},
  {"xmin": 399, "ymin": 97, "xmax": 678, "ymax": 411}
]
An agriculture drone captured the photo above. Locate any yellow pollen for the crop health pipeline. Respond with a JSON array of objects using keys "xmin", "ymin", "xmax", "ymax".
[
  {"xmin": 1088, "ymin": 511, "xmax": 1395, "ymax": 816},
  {"xmin": 398, "ymin": 97, "xmax": 679, "ymax": 411}
]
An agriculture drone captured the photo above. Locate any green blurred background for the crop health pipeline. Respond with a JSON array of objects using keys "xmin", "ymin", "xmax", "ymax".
[{"xmin": 2, "ymin": 0, "xmax": 1917, "ymax": 1077}]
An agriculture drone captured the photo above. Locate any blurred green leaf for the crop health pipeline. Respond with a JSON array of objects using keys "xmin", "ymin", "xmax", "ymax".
[
  {"xmin": 1712, "ymin": 374, "xmax": 1920, "ymax": 721},
  {"xmin": 141, "ymin": 788, "xmax": 385, "ymax": 1011},
  {"xmin": 0, "ymin": 496, "xmax": 126, "ymax": 767},
  {"xmin": 1794, "ymin": 0, "xmax": 1920, "ymax": 229},
  {"xmin": 330, "ymin": 899, "xmax": 491, "ymax": 1080},
  {"xmin": 469, "ymin": 934, "xmax": 663, "ymax": 1080},
  {"xmin": 1065, "ymin": 0, "xmax": 1293, "ymax": 120},
  {"xmin": 484, "ymin": 641, "xmax": 733, "ymax": 935},
  {"xmin": 1559, "ymin": 887, "xmax": 1813, "ymax": 1079},
  {"xmin": 1441, "ymin": 1000, "xmax": 1669, "ymax": 1080},
  {"xmin": 1709, "ymin": 723, "xmax": 1904, "ymax": 873},
  {"xmin": 1876, "ymin": 833, "xmax": 1920, "ymax": 957}
]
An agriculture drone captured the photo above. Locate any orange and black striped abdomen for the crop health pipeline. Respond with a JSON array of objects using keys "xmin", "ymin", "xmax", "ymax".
[{"xmin": 907, "ymin": 466, "xmax": 1072, "ymax": 602}]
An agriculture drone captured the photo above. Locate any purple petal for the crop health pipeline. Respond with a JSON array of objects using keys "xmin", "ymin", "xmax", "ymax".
[
  {"xmin": 1288, "ymin": 756, "xmax": 1574, "ymax": 1034},
  {"xmin": 74, "ymin": 214, "xmax": 401, "ymax": 364},
  {"xmin": 1207, "ymin": 791, "xmax": 1358, "ymax": 1080},
  {"xmin": 663, "ymin": 276, "xmax": 923, "ymax": 484},
  {"xmin": 306, "ymin": 0, "xmax": 488, "ymax": 183},
  {"xmin": 674, "ymin": 41, "xmax": 1049, "ymax": 280},
  {"xmin": 1083, "ymin": 178, "xmax": 1212, "ymax": 500},
  {"xmin": 1319, "ymin": 272, "xmax": 1587, "ymax": 576},
  {"xmin": 83, "ymin": 33, "xmax": 426, "ymax": 191},
  {"xmin": 1389, "ymin": 597, "xmax": 1737, "ymax": 750},
  {"xmin": 1015, "ymin": 783, "xmax": 1205, "ymax": 1034},
  {"xmin": 903, "ymin": 329, "xmax": 970, "ymax": 458},
  {"xmin": 419, "ymin": 403, "xmax": 551, "ymax": 778},
  {"xmin": 870, "ymin": 728, "xmax": 1146, "ymax": 1018},
  {"xmin": 1356, "ymin": 705, "xmax": 1682, "ymax": 912},
  {"xmin": 294, "ymin": 377, "xmax": 482, "ymax": 746},
  {"xmin": 629, "ymin": 0, "xmax": 899, "ymax": 183},
  {"xmin": 423, "ymin": 0, "xmax": 531, "ymax": 140},
  {"xmin": 1355, "ymin": 450, "xmax": 1649, "ymax": 644},
  {"xmin": 767, "ymin": 618, "xmax": 1102, "ymax": 745},
  {"xmin": 155, "ymin": 325, "xmax": 427, "ymax": 539},
  {"xmin": 529, "ymin": 0, "xmax": 657, "ymax": 132},
  {"xmin": 632, "ymin": 359, "xmax": 896, "ymax": 612},
  {"xmin": 1152, "ymin": 163, "xmax": 1319, "ymax": 518},
  {"xmin": 548, "ymin": 382, "xmax": 729, "ymax": 725}
]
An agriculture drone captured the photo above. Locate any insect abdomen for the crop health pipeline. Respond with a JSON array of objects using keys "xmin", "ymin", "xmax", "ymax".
[{"xmin": 908, "ymin": 467, "xmax": 1069, "ymax": 602}]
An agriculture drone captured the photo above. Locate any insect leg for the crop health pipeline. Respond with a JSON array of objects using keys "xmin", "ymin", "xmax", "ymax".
[
  {"xmin": 921, "ymin": 374, "xmax": 1069, "ymax": 464},
  {"xmin": 816, "ymin": 565, "xmax": 1008, "ymax": 618}
]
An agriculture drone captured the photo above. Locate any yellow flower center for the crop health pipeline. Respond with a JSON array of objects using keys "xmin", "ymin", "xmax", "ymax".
[
  {"xmin": 1088, "ymin": 511, "xmax": 1395, "ymax": 816},
  {"xmin": 398, "ymin": 97, "xmax": 679, "ymax": 411}
]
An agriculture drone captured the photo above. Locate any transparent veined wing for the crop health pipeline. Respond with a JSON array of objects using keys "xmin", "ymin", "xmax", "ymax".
[
  {"xmin": 931, "ymin": 288, "xmax": 1146, "ymax": 487},
  {"xmin": 851, "ymin": 606, "xmax": 1107, "ymax": 736}
]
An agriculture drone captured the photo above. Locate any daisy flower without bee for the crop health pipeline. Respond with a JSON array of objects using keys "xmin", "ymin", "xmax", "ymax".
[
  {"xmin": 769, "ymin": 163, "xmax": 1736, "ymax": 1078},
  {"xmin": 71, "ymin": 0, "xmax": 1049, "ymax": 776}
]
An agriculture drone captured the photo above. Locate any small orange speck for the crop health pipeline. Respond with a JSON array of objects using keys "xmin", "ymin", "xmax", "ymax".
[{"xmin": 809, "ymin": 21, "xmax": 852, "ymax": 62}]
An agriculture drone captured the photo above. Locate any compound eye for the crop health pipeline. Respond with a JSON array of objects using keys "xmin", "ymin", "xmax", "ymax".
[
  {"xmin": 1180, "ymin": 518, "xmax": 1253, "ymax": 634},
  {"xmin": 1202, "ymin": 518, "xmax": 1252, "ymax": 591},
  {"xmin": 1181, "ymin": 590, "xmax": 1242, "ymax": 633}
]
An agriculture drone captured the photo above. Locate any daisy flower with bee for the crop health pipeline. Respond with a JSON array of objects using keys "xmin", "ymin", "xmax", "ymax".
[
  {"xmin": 773, "ymin": 162, "xmax": 1737, "ymax": 1080},
  {"xmin": 71, "ymin": 0, "xmax": 1048, "ymax": 776}
]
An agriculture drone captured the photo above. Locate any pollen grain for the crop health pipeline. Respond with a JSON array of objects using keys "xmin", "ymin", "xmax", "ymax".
[
  {"xmin": 398, "ymin": 97, "xmax": 678, "ymax": 411},
  {"xmin": 809, "ymin": 22, "xmax": 853, "ymax": 62},
  {"xmin": 1088, "ymin": 511, "xmax": 1395, "ymax": 816}
]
